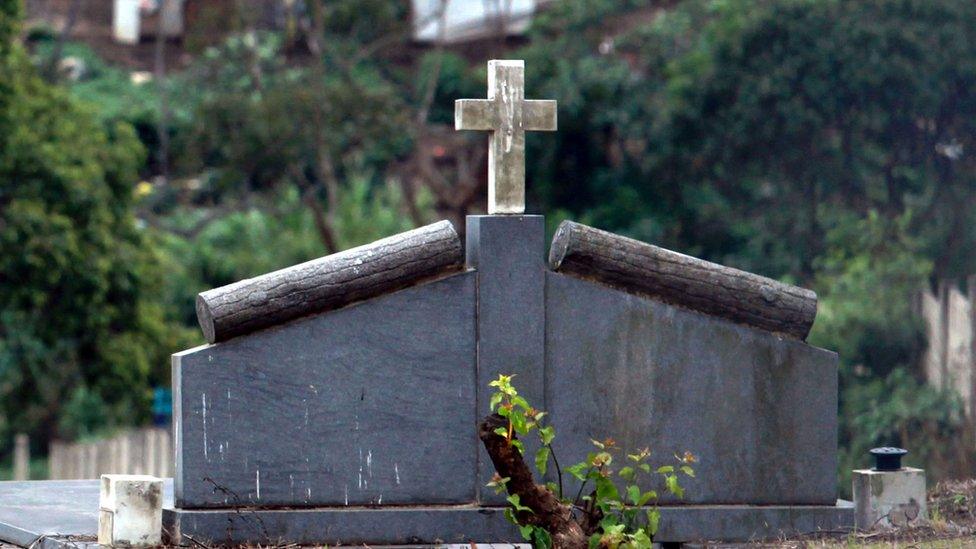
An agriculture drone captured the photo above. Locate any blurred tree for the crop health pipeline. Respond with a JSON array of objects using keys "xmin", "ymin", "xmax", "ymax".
[
  {"xmin": 157, "ymin": 25, "xmax": 412, "ymax": 253},
  {"xmin": 524, "ymin": 0, "xmax": 976, "ymax": 281},
  {"xmin": 808, "ymin": 210, "xmax": 971, "ymax": 490},
  {"xmin": 0, "ymin": 1, "xmax": 193, "ymax": 450}
]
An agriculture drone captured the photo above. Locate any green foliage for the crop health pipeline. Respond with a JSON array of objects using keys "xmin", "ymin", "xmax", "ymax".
[
  {"xmin": 27, "ymin": 40, "xmax": 158, "ymax": 131},
  {"xmin": 156, "ymin": 181, "xmax": 424, "ymax": 325},
  {"xmin": 810, "ymin": 211, "xmax": 932, "ymax": 378},
  {"xmin": 488, "ymin": 375, "xmax": 696, "ymax": 547},
  {"xmin": 524, "ymin": 0, "xmax": 976, "ymax": 279},
  {"xmin": 809, "ymin": 210, "xmax": 967, "ymax": 494},
  {"xmin": 837, "ymin": 368, "xmax": 965, "ymax": 495},
  {"xmin": 0, "ymin": 4, "xmax": 193, "ymax": 451}
]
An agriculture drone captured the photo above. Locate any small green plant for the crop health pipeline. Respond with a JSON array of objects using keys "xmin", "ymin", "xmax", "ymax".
[{"xmin": 486, "ymin": 374, "xmax": 696, "ymax": 549}]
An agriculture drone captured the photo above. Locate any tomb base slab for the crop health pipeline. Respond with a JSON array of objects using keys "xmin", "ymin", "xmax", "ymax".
[{"xmin": 164, "ymin": 503, "xmax": 855, "ymax": 546}]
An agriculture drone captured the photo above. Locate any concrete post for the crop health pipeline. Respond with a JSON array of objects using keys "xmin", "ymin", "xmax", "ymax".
[
  {"xmin": 98, "ymin": 474, "xmax": 164, "ymax": 546},
  {"xmin": 853, "ymin": 467, "xmax": 927, "ymax": 529},
  {"xmin": 12, "ymin": 434, "xmax": 29, "ymax": 481}
]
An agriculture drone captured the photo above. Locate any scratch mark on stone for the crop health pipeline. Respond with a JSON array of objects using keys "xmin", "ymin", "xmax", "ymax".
[
  {"xmin": 344, "ymin": 484, "xmax": 349, "ymax": 505},
  {"xmin": 366, "ymin": 450, "xmax": 373, "ymax": 478},
  {"xmin": 202, "ymin": 393, "xmax": 208, "ymax": 460},
  {"xmin": 394, "ymin": 463, "xmax": 400, "ymax": 485},
  {"xmin": 256, "ymin": 469, "xmax": 261, "ymax": 499}
]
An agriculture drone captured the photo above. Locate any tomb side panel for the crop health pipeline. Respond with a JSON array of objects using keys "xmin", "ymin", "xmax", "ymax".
[
  {"xmin": 173, "ymin": 272, "xmax": 477, "ymax": 508},
  {"xmin": 545, "ymin": 272, "xmax": 837, "ymax": 505}
]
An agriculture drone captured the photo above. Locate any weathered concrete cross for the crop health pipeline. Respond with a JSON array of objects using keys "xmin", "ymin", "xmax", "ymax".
[{"xmin": 455, "ymin": 60, "xmax": 557, "ymax": 214}]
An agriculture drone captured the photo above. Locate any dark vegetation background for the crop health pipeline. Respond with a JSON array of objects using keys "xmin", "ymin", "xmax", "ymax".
[{"xmin": 2, "ymin": 0, "xmax": 975, "ymax": 495}]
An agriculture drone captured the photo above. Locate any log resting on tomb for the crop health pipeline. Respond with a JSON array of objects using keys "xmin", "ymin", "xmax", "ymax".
[
  {"xmin": 196, "ymin": 220, "xmax": 464, "ymax": 343},
  {"xmin": 548, "ymin": 221, "xmax": 818, "ymax": 340}
]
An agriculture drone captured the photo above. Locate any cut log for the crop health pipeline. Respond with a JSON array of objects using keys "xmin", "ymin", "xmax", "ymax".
[
  {"xmin": 548, "ymin": 221, "xmax": 817, "ymax": 340},
  {"xmin": 196, "ymin": 220, "xmax": 464, "ymax": 343},
  {"xmin": 478, "ymin": 414, "xmax": 587, "ymax": 549}
]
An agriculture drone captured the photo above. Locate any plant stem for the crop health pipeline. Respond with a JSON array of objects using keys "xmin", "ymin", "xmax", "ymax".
[
  {"xmin": 548, "ymin": 443, "xmax": 564, "ymax": 499},
  {"xmin": 573, "ymin": 466, "xmax": 594, "ymax": 508}
]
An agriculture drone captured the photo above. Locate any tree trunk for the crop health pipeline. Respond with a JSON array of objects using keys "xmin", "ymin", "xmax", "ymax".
[{"xmin": 478, "ymin": 414, "xmax": 588, "ymax": 549}]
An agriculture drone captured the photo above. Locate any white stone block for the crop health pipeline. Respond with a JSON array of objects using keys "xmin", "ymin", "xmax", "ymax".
[
  {"xmin": 98, "ymin": 474, "xmax": 163, "ymax": 547},
  {"xmin": 853, "ymin": 467, "xmax": 926, "ymax": 529}
]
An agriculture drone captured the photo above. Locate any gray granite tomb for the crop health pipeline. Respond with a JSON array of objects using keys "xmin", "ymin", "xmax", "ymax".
[{"xmin": 164, "ymin": 213, "xmax": 853, "ymax": 545}]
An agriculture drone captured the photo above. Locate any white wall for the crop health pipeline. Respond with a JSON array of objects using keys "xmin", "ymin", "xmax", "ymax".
[{"xmin": 413, "ymin": 0, "xmax": 537, "ymax": 43}]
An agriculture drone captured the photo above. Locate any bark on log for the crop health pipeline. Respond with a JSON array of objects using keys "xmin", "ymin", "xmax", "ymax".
[
  {"xmin": 196, "ymin": 220, "xmax": 464, "ymax": 343},
  {"xmin": 478, "ymin": 414, "xmax": 587, "ymax": 549},
  {"xmin": 549, "ymin": 221, "xmax": 818, "ymax": 340}
]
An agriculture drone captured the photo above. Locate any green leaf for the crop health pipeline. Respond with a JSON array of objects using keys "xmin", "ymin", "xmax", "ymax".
[
  {"xmin": 518, "ymin": 524, "xmax": 534, "ymax": 540},
  {"xmin": 532, "ymin": 527, "xmax": 553, "ymax": 549},
  {"xmin": 506, "ymin": 493, "xmax": 533, "ymax": 513},
  {"xmin": 638, "ymin": 490, "xmax": 657, "ymax": 506},
  {"xmin": 489, "ymin": 392, "xmax": 504, "ymax": 411},
  {"xmin": 627, "ymin": 484, "xmax": 641, "ymax": 505},
  {"xmin": 512, "ymin": 395, "xmax": 530, "ymax": 411},
  {"xmin": 600, "ymin": 515, "xmax": 621, "ymax": 529},
  {"xmin": 511, "ymin": 410, "xmax": 528, "ymax": 434},
  {"xmin": 567, "ymin": 463, "xmax": 588, "ymax": 480},
  {"xmin": 595, "ymin": 476, "xmax": 620, "ymax": 501},
  {"xmin": 493, "ymin": 426, "xmax": 509, "ymax": 438},
  {"xmin": 588, "ymin": 533, "xmax": 602, "ymax": 549},
  {"xmin": 639, "ymin": 463, "xmax": 651, "ymax": 473},
  {"xmin": 646, "ymin": 508, "xmax": 661, "ymax": 535},
  {"xmin": 656, "ymin": 465, "xmax": 674, "ymax": 474},
  {"xmin": 511, "ymin": 438, "xmax": 525, "ymax": 455},
  {"xmin": 504, "ymin": 507, "xmax": 518, "ymax": 525},
  {"xmin": 535, "ymin": 446, "xmax": 550, "ymax": 475},
  {"xmin": 538, "ymin": 425, "xmax": 556, "ymax": 445},
  {"xmin": 618, "ymin": 466, "xmax": 635, "ymax": 481},
  {"xmin": 631, "ymin": 528, "xmax": 653, "ymax": 549},
  {"xmin": 666, "ymin": 474, "xmax": 684, "ymax": 497},
  {"xmin": 680, "ymin": 465, "xmax": 695, "ymax": 477}
]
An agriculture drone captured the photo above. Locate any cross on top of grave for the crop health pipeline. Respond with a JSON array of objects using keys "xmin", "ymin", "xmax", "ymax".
[{"xmin": 455, "ymin": 59, "xmax": 557, "ymax": 214}]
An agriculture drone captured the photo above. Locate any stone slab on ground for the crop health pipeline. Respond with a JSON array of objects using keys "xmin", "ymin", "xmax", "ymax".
[
  {"xmin": 173, "ymin": 272, "xmax": 477, "ymax": 508},
  {"xmin": 0, "ymin": 479, "xmax": 173, "ymax": 549},
  {"xmin": 546, "ymin": 272, "xmax": 839, "ymax": 505},
  {"xmin": 166, "ymin": 501, "xmax": 853, "ymax": 545}
]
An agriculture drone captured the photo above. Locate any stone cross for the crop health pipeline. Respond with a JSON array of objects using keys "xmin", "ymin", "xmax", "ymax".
[{"xmin": 455, "ymin": 60, "xmax": 557, "ymax": 214}]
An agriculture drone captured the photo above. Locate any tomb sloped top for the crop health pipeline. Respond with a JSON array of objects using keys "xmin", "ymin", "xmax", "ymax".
[
  {"xmin": 548, "ymin": 220, "xmax": 818, "ymax": 340},
  {"xmin": 194, "ymin": 220, "xmax": 464, "ymax": 343}
]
